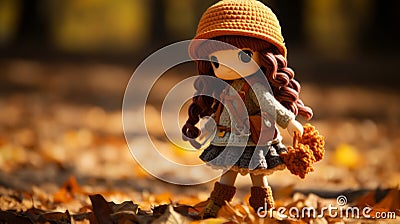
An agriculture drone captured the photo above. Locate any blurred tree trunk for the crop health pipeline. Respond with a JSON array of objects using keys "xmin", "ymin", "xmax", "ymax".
[
  {"xmin": 371, "ymin": 0, "xmax": 400, "ymax": 47},
  {"xmin": 14, "ymin": 0, "xmax": 50, "ymax": 49},
  {"xmin": 273, "ymin": 0, "xmax": 305, "ymax": 44},
  {"xmin": 149, "ymin": 0, "xmax": 167, "ymax": 46},
  {"xmin": 193, "ymin": 1, "xmax": 212, "ymax": 24}
]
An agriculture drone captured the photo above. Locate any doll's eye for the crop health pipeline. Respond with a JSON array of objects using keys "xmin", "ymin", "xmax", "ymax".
[
  {"xmin": 210, "ymin": 55, "xmax": 219, "ymax": 68},
  {"xmin": 238, "ymin": 50, "xmax": 253, "ymax": 63}
]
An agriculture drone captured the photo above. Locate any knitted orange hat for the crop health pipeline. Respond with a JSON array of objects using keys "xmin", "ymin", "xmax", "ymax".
[{"xmin": 189, "ymin": 0, "xmax": 287, "ymax": 59}]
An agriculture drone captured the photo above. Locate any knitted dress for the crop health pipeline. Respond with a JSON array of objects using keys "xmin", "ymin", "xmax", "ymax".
[{"xmin": 199, "ymin": 76, "xmax": 295, "ymax": 175}]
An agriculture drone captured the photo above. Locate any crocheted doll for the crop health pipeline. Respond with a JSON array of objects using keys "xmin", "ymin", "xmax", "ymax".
[{"xmin": 182, "ymin": 0, "xmax": 324, "ymax": 218}]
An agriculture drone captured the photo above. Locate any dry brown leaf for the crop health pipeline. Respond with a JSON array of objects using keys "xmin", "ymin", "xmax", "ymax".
[
  {"xmin": 89, "ymin": 194, "xmax": 113, "ymax": 224},
  {"xmin": 192, "ymin": 199, "xmax": 210, "ymax": 216},
  {"xmin": 173, "ymin": 204, "xmax": 199, "ymax": 217},
  {"xmin": 216, "ymin": 202, "xmax": 246, "ymax": 223},
  {"xmin": 37, "ymin": 210, "xmax": 71, "ymax": 223},
  {"xmin": 53, "ymin": 176, "xmax": 86, "ymax": 203},
  {"xmin": 153, "ymin": 203, "xmax": 199, "ymax": 220},
  {"xmin": 153, "ymin": 204, "xmax": 191, "ymax": 224},
  {"xmin": 108, "ymin": 200, "xmax": 139, "ymax": 213},
  {"xmin": 0, "ymin": 207, "xmax": 72, "ymax": 224},
  {"xmin": 72, "ymin": 212, "xmax": 97, "ymax": 223},
  {"xmin": 0, "ymin": 210, "xmax": 32, "ymax": 224},
  {"xmin": 153, "ymin": 204, "xmax": 170, "ymax": 217},
  {"xmin": 356, "ymin": 190, "xmax": 376, "ymax": 208},
  {"xmin": 370, "ymin": 188, "xmax": 400, "ymax": 217},
  {"xmin": 110, "ymin": 211, "xmax": 150, "ymax": 224},
  {"xmin": 239, "ymin": 204, "xmax": 256, "ymax": 224}
]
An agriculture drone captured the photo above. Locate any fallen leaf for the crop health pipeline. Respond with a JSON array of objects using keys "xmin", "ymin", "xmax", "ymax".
[
  {"xmin": 332, "ymin": 144, "xmax": 363, "ymax": 169},
  {"xmin": 110, "ymin": 211, "xmax": 145, "ymax": 224},
  {"xmin": 0, "ymin": 210, "xmax": 32, "ymax": 224},
  {"xmin": 370, "ymin": 188, "xmax": 400, "ymax": 217},
  {"xmin": 72, "ymin": 212, "xmax": 97, "ymax": 223},
  {"xmin": 109, "ymin": 200, "xmax": 139, "ymax": 213},
  {"xmin": 153, "ymin": 204, "xmax": 190, "ymax": 224},
  {"xmin": 356, "ymin": 190, "xmax": 376, "ymax": 208},
  {"xmin": 53, "ymin": 176, "xmax": 86, "ymax": 203},
  {"xmin": 153, "ymin": 204, "xmax": 170, "ymax": 217},
  {"xmin": 25, "ymin": 206, "xmax": 46, "ymax": 217},
  {"xmin": 89, "ymin": 194, "xmax": 113, "ymax": 224},
  {"xmin": 217, "ymin": 202, "xmax": 244, "ymax": 222},
  {"xmin": 37, "ymin": 210, "xmax": 71, "ymax": 223},
  {"xmin": 174, "ymin": 204, "xmax": 200, "ymax": 219}
]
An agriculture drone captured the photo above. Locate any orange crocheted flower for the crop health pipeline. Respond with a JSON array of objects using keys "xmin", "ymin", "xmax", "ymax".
[{"xmin": 281, "ymin": 124, "xmax": 325, "ymax": 179}]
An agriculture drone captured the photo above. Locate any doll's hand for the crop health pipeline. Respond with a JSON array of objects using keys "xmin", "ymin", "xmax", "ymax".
[
  {"xmin": 287, "ymin": 119, "xmax": 303, "ymax": 136},
  {"xmin": 198, "ymin": 129, "xmax": 210, "ymax": 141},
  {"xmin": 198, "ymin": 117, "xmax": 216, "ymax": 143}
]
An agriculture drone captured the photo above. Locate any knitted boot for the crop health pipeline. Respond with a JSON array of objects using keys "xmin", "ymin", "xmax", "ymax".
[
  {"xmin": 203, "ymin": 182, "xmax": 236, "ymax": 218},
  {"xmin": 249, "ymin": 186, "xmax": 275, "ymax": 212}
]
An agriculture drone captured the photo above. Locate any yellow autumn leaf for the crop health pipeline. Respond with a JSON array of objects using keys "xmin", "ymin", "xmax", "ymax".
[{"xmin": 332, "ymin": 143, "xmax": 363, "ymax": 169}]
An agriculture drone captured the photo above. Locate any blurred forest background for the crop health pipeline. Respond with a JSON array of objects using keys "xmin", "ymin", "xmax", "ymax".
[
  {"xmin": 0, "ymin": 0, "xmax": 399, "ymax": 84},
  {"xmin": 0, "ymin": 0, "xmax": 399, "ymax": 222}
]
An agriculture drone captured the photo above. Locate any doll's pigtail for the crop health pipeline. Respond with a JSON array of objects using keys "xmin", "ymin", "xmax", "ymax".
[
  {"xmin": 182, "ymin": 61, "xmax": 217, "ymax": 142},
  {"xmin": 260, "ymin": 52, "xmax": 313, "ymax": 120},
  {"xmin": 182, "ymin": 80, "xmax": 206, "ymax": 140},
  {"xmin": 182, "ymin": 102, "xmax": 201, "ymax": 138}
]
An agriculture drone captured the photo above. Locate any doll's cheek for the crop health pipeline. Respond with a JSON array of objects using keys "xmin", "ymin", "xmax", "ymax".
[
  {"xmin": 214, "ymin": 66, "xmax": 242, "ymax": 80},
  {"xmin": 215, "ymin": 73, "xmax": 242, "ymax": 80},
  {"xmin": 235, "ymin": 63, "xmax": 260, "ymax": 77}
]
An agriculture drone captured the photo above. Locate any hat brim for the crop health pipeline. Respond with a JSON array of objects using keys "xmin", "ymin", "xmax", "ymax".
[{"xmin": 188, "ymin": 30, "xmax": 287, "ymax": 60}]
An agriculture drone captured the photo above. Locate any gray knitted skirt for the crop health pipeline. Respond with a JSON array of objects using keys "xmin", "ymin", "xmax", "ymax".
[{"xmin": 199, "ymin": 143, "xmax": 287, "ymax": 175}]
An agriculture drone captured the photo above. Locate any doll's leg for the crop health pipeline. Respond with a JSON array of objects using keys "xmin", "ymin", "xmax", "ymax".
[
  {"xmin": 203, "ymin": 170, "xmax": 237, "ymax": 218},
  {"xmin": 220, "ymin": 169, "xmax": 238, "ymax": 185},
  {"xmin": 249, "ymin": 174, "xmax": 275, "ymax": 212},
  {"xmin": 250, "ymin": 173, "xmax": 268, "ymax": 186}
]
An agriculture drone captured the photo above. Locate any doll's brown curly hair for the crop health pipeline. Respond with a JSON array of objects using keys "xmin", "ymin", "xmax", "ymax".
[{"xmin": 182, "ymin": 36, "xmax": 312, "ymax": 140}]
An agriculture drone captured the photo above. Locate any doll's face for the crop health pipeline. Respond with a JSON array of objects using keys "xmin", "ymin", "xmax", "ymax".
[{"xmin": 208, "ymin": 49, "xmax": 260, "ymax": 80}]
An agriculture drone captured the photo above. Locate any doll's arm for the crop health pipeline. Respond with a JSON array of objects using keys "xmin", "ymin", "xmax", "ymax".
[
  {"xmin": 251, "ymin": 83, "xmax": 303, "ymax": 136},
  {"xmin": 251, "ymin": 83, "xmax": 295, "ymax": 128},
  {"xmin": 204, "ymin": 114, "xmax": 217, "ymax": 131},
  {"xmin": 197, "ymin": 115, "xmax": 216, "ymax": 146}
]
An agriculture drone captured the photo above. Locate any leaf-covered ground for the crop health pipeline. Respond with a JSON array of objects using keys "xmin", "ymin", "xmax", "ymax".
[{"xmin": 0, "ymin": 59, "xmax": 399, "ymax": 223}]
